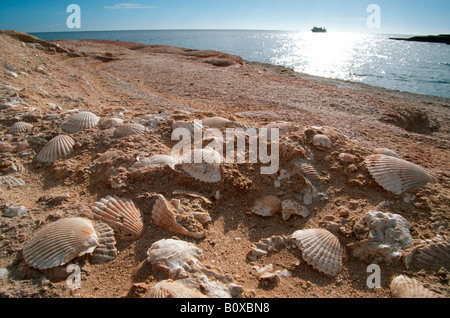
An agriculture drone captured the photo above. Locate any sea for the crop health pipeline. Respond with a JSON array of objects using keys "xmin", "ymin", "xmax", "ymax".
[{"xmin": 30, "ymin": 30, "xmax": 450, "ymax": 99}]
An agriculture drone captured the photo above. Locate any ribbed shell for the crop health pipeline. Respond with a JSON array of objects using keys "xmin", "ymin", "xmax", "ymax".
[
  {"xmin": 152, "ymin": 194, "xmax": 206, "ymax": 239},
  {"xmin": 92, "ymin": 196, "xmax": 144, "ymax": 241},
  {"xmin": 22, "ymin": 218, "xmax": 99, "ymax": 270},
  {"xmin": 60, "ymin": 111, "xmax": 100, "ymax": 133},
  {"xmin": 404, "ymin": 235, "xmax": 450, "ymax": 271},
  {"xmin": 113, "ymin": 123, "xmax": 145, "ymax": 137},
  {"xmin": 90, "ymin": 222, "xmax": 117, "ymax": 264},
  {"xmin": 9, "ymin": 121, "xmax": 33, "ymax": 134},
  {"xmin": 35, "ymin": 135, "xmax": 75, "ymax": 163},
  {"xmin": 374, "ymin": 148, "xmax": 400, "ymax": 158},
  {"xmin": 145, "ymin": 280, "xmax": 207, "ymax": 298},
  {"xmin": 364, "ymin": 154, "xmax": 436, "ymax": 195},
  {"xmin": 390, "ymin": 275, "xmax": 441, "ymax": 298},
  {"xmin": 0, "ymin": 175, "xmax": 25, "ymax": 187},
  {"xmin": 312, "ymin": 134, "xmax": 332, "ymax": 150},
  {"xmin": 179, "ymin": 149, "xmax": 222, "ymax": 183},
  {"xmin": 291, "ymin": 228, "xmax": 343, "ymax": 277}
]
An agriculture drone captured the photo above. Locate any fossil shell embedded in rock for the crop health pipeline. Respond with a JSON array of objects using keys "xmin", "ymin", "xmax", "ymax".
[
  {"xmin": 147, "ymin": 238, "xmax": 203, "ymax": 279},
  {"xmin": 152, "ymin": 194, "xmax": 207, "ymax": 239},
  {"xmin": 35, "ymin": 135, "xmax": 75, "ymax": 163},
  {"xmin": 9, "ymin": 121, "xmax": 33, "ymax": 134},
  {"xmin": 312, "ymin": 134, "xmax": 332, "ymax": 151},
  {"xmin": 390, "ymin": 275, "xmax": 441, "ymax": 298},
  {"xmin": 22, "ymin": 218, "xmax": 99, "ymax": 270},
  {"xmin": 291, "ymin": 228, "xmax": 343, "ymax": 277},
  {"xmin": 92, "ymin": 196, "xmax": 144, "ymax": 241},
  {"xmin": 364, "ymin": 154, "xmax": 436, "ymax": 195},
  {"xmin": 145, "ymin": 279, "xmax": 207, "ymax": 298},
  {"xmin": 60, "ymin": 111, "xmax": 100, "ymax": 133},
  {"xmin": 178, "ymin": 149, "xmax": 222, "ymax": 183},
  {"xmin": 113, "ymin": 123, "xmax": 145, "ymax": 138}
]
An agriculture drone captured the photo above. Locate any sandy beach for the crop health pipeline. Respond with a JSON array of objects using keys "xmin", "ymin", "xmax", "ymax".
[{"xmin": 0, "ymin": 30, "xmax": 449, "ymax": 298}]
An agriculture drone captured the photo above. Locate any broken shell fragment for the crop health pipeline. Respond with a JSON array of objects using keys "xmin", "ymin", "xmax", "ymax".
[
  {"xmin": 390, "ymin": 275, "xmax": 441, "ymax": 298},
  {"xmin": 291, "ymin": 228, "xmax": 343, "ymax": 277},
  {"xmin": 251, "ymin": 195, "xmax": 281, "ymax": 217},
  {"xmin": 99, "ymin": 117, "xmax": 124, "ymax": 129},
  {"xmin": 9, "ymin": 121, "xmax": 33, "ymax": 134},
  {"xmin": 35, "ymin": 135, "xmax": 75, "ymax": 163},
  {"xmin": 132, "ymin": 154, "xmax": 178, "ymax": 171},
  {"xmin": 22, "ymin": 218, "xmax": 99, "ymax": 270},
  {"xmin": 312, "ymin": 134, "xmax": 332, "ymax": 151},
  {"xmin": 0, "ymin": 175, "xmax": 25, "ymax": 188},
  {"xmin": 145, "ymin": 279, "xmax": 207, "ymax": 298},
  {"xmin": 92, "ymin": 196, "xmax": 144, "ymax": 241},
  {"xmin": 60, "ymin": 111, "xmax": 100, "ymax": 133},
  {"xmin": 281, "ymin": 199, "xmax": 310, "ymax": 220},
  {"xmin": 364, "ymin": 154, "xmax": 436, "ymax": 195},
  {"xmin": 147, "ymin": 238, "xmax": 203, "ymax": 279},
  {"xmin": 152, "ymin": 194, "xmax": 207, "ymax": 239},
  {"xmin": 113, "ymin": 123, "xmax": 145, "ymax": 138},
  {"xmin": 338, "ymin": 153, "xmax": 356, "ymax": 163}
]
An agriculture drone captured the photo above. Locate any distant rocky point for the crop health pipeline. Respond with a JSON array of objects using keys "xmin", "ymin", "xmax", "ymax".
[{"xmin": 389, "ymin": 34, "xmax": 450, "ymax": 45}]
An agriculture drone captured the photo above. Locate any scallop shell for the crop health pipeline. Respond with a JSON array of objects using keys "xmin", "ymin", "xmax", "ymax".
[
  {"xmin": 35, "ymin": 135, "xmax": 75, "ymax": 163},
  {"xmin": 89, "ymin": 222, "xmax": 117, "ymax": 264},
  {"xmin": 147, "ymin": 238, "xmax": 203, "ymax": 279},
  {"xmin": 201, "ymin": 116, "xmax": 231, "ymax": 128},
  {"xmin": 0, "ymin": 175, "xmax": 25, "ymax": 188},
  {"xmin": 152, "ymin": 194, "xmax": 207, "ymax": 239},
  {"xmin": 251, "ymin": 195, "xmax": 281, "ymax": 217},
  {"xmin": 374, "ymin": 148, "xmax": 400, "ymax": 158},
  {"xmin": 113, "ymin": 123, "xmax": 145, "ymax": 137},
  {"xmin": 60, "ymin": 111, "xmax": 100, "ymax": 133},
  {"xmin": 390, "ymin": 275, "xmax": 441, "ymax": 298},
  {"xmin": 145, "ymin": 279, "xmax": 207, "ymax": 298},
  {"xmin": 312, "ymin": 134, "xmax": 332, "ymax": 151},
  {"xmin": 364, "ymin": 154, "xmax": 436, "ymax": 195},
  {"xmin": 92, "ymin": 196, "xmax": 144, "ymax": 241},
  {"xmin": 290, "ymin": 228, "xmax": 343, "ymax": 277},
  {"xmin": 22, "ymin": 218, "xmax": 99, "ymax": 270},
  {"xmin": 9, "ymin": 121, "xmax": 33, "ymax": 134},
  {"xmin": 178, "ymin": 149, "xmax": 222, "ymax": 183},
  {"xmin": 404, "ymin": 235, "xmax": 450, "ymax": 271}
]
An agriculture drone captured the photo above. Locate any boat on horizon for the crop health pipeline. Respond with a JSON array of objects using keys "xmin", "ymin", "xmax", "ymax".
[{"xmin": 311, "ymin": 27, "xmax": 327, "ymax": 33}]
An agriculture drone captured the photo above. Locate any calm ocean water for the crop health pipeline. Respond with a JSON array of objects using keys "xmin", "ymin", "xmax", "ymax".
[{"xmin": 31, "ymin": 30, "xmax": 450, "ymax": 99}]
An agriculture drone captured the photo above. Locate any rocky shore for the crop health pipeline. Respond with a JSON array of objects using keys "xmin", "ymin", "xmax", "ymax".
[{"xmin": 0, "ymin": 30, "xmax": 449, "ymax": 298}]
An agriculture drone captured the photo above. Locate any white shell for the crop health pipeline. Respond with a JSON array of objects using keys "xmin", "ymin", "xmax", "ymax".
[
  {"xmin": 365, "ymin": 154, "xmax": 436, "ymax": 195},
  {"xmin": 60, "ymin": 111, "xmax": 100, "ymax": 133},
  {"xmin": 147, "ymin": 238, "xmax": 203, "ymax": 279},
  {"xmin": 145, "ymin": 279, "xmax": 207, "ymax": 298},
  {"xmin": 35, "ymin": 135, "xmax": 75, "ymax": 163},
  {"xmin": 131, "ymin": 154, "xmax": 178, "ymax": 170},
  {"xmin": 251, "ymin": 195, "xmax": 281, "ymax": 217},
  {"xmin": 312, "ymin": 134, "xmax": 332, "ymax": 150},
  {"xmin": 92, "ymin": 196, "xmax": 144, "ymax": 241},
  {"xmin": 152, "ymin": 194, "xmax": 207, "ymax": 239},
  {"xmin": 9, "ymin": 121, "xmax": 33, "ymax": 134},
  {"xmin": 281, "ymin": 199, "xmax": 310, "ymax": 220},
  {"xmin": 178, "ymin": 149, "xmax": 222, "ymax": 183},
  {"xmin": 291, "ymin": 228, "xmax": 343, "ymax": 277},
  {"xmin": 113, "ymin": 123, "xmax": 145, "ymax": 137},
  {"xmin": 22, "ymin": 218, "xmax": 99, "ymax": 270},
  {"xmin": 390, "ymin": 275, "xmax": 441, "ymax": 298}
]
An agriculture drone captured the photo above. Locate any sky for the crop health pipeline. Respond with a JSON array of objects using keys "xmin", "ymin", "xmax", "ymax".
[{"xmin": 0, "ymin": 0, "xmax": 449, "ymax": 35}]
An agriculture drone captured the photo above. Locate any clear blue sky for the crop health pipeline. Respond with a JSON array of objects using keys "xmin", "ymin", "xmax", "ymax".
[{"xmin": 0, "ymin": 0, "xmax": 449, "ymax": 34}]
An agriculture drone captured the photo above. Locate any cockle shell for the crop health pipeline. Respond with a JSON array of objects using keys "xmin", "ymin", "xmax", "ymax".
[
  {"xmin": 404, "ymin": 235, "xmax": 450, "ymax": 271},
  {"xmin": 92, "ymin": 196, "xmax": 144, "ymax": 241},
  {"xmin": 89, "ymin": 222, "xmax": 117, "ymax": 264},
  {"xmin": 291, "ymin": 228, "xmax": 344, "ymax": 277},
  {"xmin": 312, "ymin": 134, "xmax": 332, "ymax": 151},
  {"xmin": 9, "ymin": 121, "xmax": 33, "ymax": 134},
  {"xmin": 22, "ymin": 218, "xmax": 99, "ymax": 270},
  {"xmin": 113, "ymin": 123, "xmax": 145, "ymax": 138},
  {"xmin": 390, "ymin": 275, "xmax": 441, "ymax": 298},
  {"xmin": 178, "ymin": 149, "xmax": 222, "ymax": 183},
  {"xmin": 364, "ymin": 154, "xmax": 436, "ymax": 195},
  {"xmin": 147, "ymin": 238, "xmax": 203, "ymax": 279},
  {"xmin": 152, "ymin": 194, "xmax": 207, "ymax": 239},
  {"xmin": 60, "ymin": 111, "xmax": 100, "ymax": 133},
  {"xmin": 251, "ymin": 195, "xmax": 281, "ymax": 217},
  {"xmin": 145, "ymin": 279, "xmax": 207, "ymax": 298},
  {"xmin": 35, "ymin": 135, "xmax": 75, "ymax": 163}
]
